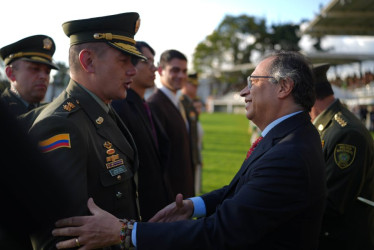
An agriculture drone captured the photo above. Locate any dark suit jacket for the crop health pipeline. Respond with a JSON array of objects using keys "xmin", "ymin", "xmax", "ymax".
[
  {"xmin": 112, "ymin": 89, "xmax": 173, "ymax": 221},
  {"xmin": 27, "ymin": 80, "xmax": 140, "ymax": 249},
  {"xmin": 314, "ymin": 99, "xmax": 374, "ymax": 250},
  {"xmin": 147, "ymin": 89, "xmax": 194, "ymax": 198},
  {"xmin": 137, "ymin": 112, "xmax": 327, "ymax": 250}
]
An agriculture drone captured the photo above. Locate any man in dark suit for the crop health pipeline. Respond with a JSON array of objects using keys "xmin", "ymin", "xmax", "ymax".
[
  {"xmin": 52, "ymin": 51, "xmax": 326, "ymax": 250},
  {"xmin": 310, "ymin": 64, "xmax": 374, "ymax": 250},
  {"xmin": 0, "ymin": 35, "xmax": 59, "ymax": 116},
  {"xmin": 147, "ymin": 49, "xmax": 195, "ymax": 198},
  {"xmin": 25, "ymin": 12, "xmax": 147, "ymax": 249},
  {"xmin": 112, "ymin": 41, "xmax": 173, "ymax": 221}
]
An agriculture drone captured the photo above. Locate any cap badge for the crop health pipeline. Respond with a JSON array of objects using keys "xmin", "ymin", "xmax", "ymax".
[{"xmin": 43, "ymin": 38, "xmax": 53, "ymax": 50}]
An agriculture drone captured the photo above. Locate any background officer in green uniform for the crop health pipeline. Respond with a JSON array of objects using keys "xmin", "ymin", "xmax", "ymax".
[
  {"xmin": 0, "ymin": 35, "xmax": 59, "ymax": 116},
  {"xmin": 179, "ymin": 73, "xmax": 203, "ymax": 194},
  {"xmin": 25, "ymin": 12, "xmax": 146, "ymax": 249},
  {"xmin": 310, "ymin": 64, "xmax": 374, "ymax": 250}
]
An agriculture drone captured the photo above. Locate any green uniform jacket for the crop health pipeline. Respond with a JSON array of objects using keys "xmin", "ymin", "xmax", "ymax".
[
  {"xmin": 1, "ymin": 88, "xmax": 30, "ymax": 116},
  {"xmin": 314, "ymin": 99, "xmax": 374, "ymax": 250},
  {"xmin": 28, "ymin": 80, "xmax": 140, "ymax": 249}
]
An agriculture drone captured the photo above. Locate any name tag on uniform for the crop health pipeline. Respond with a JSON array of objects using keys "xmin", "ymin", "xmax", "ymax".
[{"xmin": 109, "ymin": 165, "xmax": 126, "ymax": 176}]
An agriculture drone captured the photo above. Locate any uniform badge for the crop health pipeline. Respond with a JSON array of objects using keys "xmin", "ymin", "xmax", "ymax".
[
  {"xmin": 104, "ymin": 141, "xmax": 113, "ymax": 149},
  {"xmin": 96, "ymin": 117, "xmax": 104, "ymax": 124},
  {"xmin": 334, "ymin": 144, "xmax": 356, "ymax": 169},
  {"xmin": 39, "ymin": 133, "xmax": 71, "ymax": 153},
  {"xmin": 106, "ymin": 154, "xmax": 119, "ymax": 162},
  {"xmin": 63, "ymin": 102, "xmax": 75, "ymax": 112},
  {"xmin": 103, "ymin": 141, "xmax": 126, "ymax": 177},
  {"xmin": 189, "ymin": 111, "xmax": 196, "ymax": 120},
  {"xmin": 334, "ymin": 113, "xmax": 347, "ymax": 127}
]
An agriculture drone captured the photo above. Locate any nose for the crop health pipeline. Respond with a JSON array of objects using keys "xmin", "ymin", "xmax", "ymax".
[
  {"xmin": 151, "ymin": 64, "xmax": 157, "ymax": 72},
  {"xmin": 240, "ymin": 86, "xmax": 250, "ymax": 97},
  {"xmin": 128, "ymin": 64, "xmax": 137, "ymax": 76}
]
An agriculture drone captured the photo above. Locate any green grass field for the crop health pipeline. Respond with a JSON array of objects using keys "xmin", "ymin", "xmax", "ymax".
[{"xmin": 199, "ymin": 112, "xmax": 252, "ymax": 194}]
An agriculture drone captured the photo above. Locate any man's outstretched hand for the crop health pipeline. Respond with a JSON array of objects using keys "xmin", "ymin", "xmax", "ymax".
[{"xmin": 148, "ymin": 193, "xmax": 194, "ymax": 222}]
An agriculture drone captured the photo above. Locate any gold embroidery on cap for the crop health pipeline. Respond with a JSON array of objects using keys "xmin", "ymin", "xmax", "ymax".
[{"xmin": 93, "ymin": 33, "xmax": 135, "ymax": 45}]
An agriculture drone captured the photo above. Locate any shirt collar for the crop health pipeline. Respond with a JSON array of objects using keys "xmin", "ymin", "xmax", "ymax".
[
  {"xmin": 77, "ymin": 82, "xmax": 109, "ymax": 113},
  {"xmin": 261, "ymin": 111, "xmax": 303, "ymax": 137},
  {"xmin": 160, "ymin": 86, "xmax": 179, "ymax": 107}
]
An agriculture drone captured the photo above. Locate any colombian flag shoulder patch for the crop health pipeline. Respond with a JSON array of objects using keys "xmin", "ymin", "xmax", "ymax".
[{"xmin": 39, "ymin": 133, "xmax": 71, "ymax": 153}]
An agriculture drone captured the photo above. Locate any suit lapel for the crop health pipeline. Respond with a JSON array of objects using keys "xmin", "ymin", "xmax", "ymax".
[
  {"xmin": 128, "ymin": 90, "xmax": 159, "ymax": 150},
  {"xmin": 157, "ymin": 90, "xmax": 186, "ymax": 125},
  {"xmin": 223, "ymin": 112, "xmax": 310, "ymax": 198}
]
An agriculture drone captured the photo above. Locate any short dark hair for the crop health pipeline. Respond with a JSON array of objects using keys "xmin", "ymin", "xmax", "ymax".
[
  {"xmin": 266, "ymin": 51, "xmax": 315, "ymax": 112},
  {"xmin": 135, "ymin": 41, "xmax": 155, "ymax": 56},
  {"xmin": 159, "ymin": 49, "xmax": 187, "ymax": 68}
]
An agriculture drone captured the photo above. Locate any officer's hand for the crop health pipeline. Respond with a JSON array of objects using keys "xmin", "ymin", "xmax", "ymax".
[{"xmin": 52, "ymin": 198, "xmax": 122, "ymax": 249}]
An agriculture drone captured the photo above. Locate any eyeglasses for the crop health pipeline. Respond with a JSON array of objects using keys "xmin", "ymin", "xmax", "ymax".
[
  {"xmin": 140, "ymin": 58, "xmax": 155, "ymax": 69},
  {"xmin": 247, "ymin": 76, "xmax": 276, "ymax": 89}
]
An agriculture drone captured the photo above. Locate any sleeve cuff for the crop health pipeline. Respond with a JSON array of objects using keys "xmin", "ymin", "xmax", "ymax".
[{"xmin": 188, "ymin": 196, "xmax": 206, "ymax": 218}]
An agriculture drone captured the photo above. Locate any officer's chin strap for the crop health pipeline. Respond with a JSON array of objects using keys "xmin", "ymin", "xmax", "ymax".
[{"xmin": 357, "ymin": 197, "xmax": 374, "ymax": 207}]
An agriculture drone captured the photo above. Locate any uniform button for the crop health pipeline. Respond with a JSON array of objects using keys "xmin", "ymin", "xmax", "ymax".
[
  {"xmin": 117, "ymin": 175, "xmax": 122, "ymax": 180},
  {"xmin": 116, "ymin": 191, "xmax": 122, "ymax": 199},
  {"xmin": 324, "ymin": 232, "xmax": 329, "ymax": 236}
]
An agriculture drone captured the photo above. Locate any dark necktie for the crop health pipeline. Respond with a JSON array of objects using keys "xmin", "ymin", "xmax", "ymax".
[
  {"xmin": 143, "ymin": 101, "xmax": 158, "ymax": 147},
  {"xmin": 245, "ymin": 136, "xmax": 263, "ymax": 160}
]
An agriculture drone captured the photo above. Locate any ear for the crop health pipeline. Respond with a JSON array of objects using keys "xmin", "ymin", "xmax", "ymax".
[
  {"xmin": 277, "ymin": 78, "xmax": 294, "ymax": 99},
  {"xmin": 79, "ymin": 49, "xmax": 95, "ymax": 73},
  {"xmin": 5, "ymin": 66, "xmax": 16, "ymax": 81},
  {"xmin": 157, "ymin": 65, "xmax": 163, "ymax": 76}
]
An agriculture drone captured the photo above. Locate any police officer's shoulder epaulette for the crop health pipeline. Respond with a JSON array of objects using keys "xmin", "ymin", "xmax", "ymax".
[
  {"xmin": 56, "ymin": 98, "xmax": 81, "ymax": 116},
  {"xmin": 334, "ymin": 112, "xmax": 347, "ymax": 127}
]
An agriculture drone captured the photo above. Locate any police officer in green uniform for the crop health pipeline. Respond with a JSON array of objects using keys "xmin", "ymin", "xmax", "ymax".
[
  {"xmin": 310, "ymin": 64, "xmax": 374, "ymax": 250},
  {"xmin": 0, "ymin": 35, "xmax": 59, "ymax": 116},
  {"xmin": 179, "ymin": 73, "xmax": 202, "ymax": 194},
  {"xmin": 26, "ymin": 12, "xmax": 146, "ymax": 249}
]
